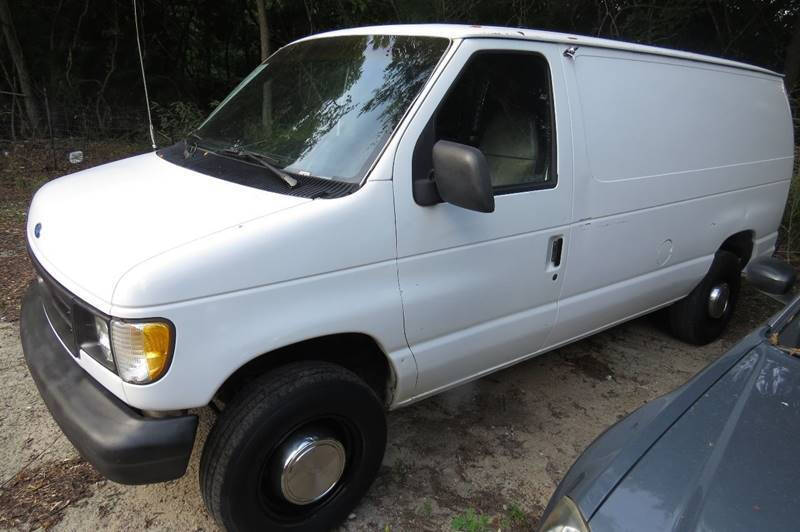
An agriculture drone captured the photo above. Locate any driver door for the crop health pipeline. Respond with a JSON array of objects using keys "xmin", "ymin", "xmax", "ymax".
[{"xmin": 392, "ymin": 39, "xmax": 574, "ymax": 402}]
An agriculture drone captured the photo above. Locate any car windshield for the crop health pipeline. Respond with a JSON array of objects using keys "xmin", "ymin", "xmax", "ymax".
[{"xmin": 194, "ymin": 35, "xmax": 449, "ymax": 183}]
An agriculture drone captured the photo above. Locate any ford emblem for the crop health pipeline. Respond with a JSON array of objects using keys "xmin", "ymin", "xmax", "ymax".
[{"xmin": 34, "ymin": 223, "xmax": 41, "ymax": 238}]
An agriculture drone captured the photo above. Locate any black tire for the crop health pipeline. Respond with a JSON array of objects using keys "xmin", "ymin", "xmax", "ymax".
[
  {"xmin": 200, "ymin": 361, "xmax": 386, "ymax": 532},
  {"xmin": 669, "ymin": 250, "xmax": 742, "ymax": 345}
]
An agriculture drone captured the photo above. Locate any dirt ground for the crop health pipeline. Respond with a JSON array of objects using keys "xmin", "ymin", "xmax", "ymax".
[{"xmin": 0, "ymin": 284, "xmax": 782, "ymax": 531}]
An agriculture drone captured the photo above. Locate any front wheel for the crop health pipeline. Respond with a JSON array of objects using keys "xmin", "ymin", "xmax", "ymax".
[
  {"xmin": 668, "ymin": 250, "xmax": 742, "ymax": 345},
  {"xmin": 200, "ymin": 361, "xmax": 387, "ymax": 531}
]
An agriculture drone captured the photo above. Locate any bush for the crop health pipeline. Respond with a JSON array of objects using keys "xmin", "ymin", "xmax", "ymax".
[
  {"xmin": 451, "ymin": 508, "xmax": 491, "ymax": 532},
  {"xmin": 779, "ymin": 145, "xmax": 800, "ymax": 261},
  {"xmin": 151, "ymin": 101, "xmax": 205, "ymax": 144}
]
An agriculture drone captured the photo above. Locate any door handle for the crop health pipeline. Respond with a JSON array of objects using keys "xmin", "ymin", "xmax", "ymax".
[{"xmin": 550, "ymin": 236, "xmax": 563, "ymax": 268}]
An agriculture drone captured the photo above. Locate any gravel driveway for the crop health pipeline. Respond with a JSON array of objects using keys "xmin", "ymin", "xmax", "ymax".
[{"xmin": 0, "ymin": 285, "xmax": 782, "ymax": 531}]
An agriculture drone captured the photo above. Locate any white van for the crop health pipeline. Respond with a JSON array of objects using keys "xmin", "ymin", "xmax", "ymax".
[{"xmin": 21, "ymin": 24, "xmax": 794, "ymax": 530}]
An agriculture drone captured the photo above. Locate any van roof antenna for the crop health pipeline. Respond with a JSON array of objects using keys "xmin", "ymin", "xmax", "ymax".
[{"xmin": 133, "ymin": 0, "xmax": 156, "ymax": 150}]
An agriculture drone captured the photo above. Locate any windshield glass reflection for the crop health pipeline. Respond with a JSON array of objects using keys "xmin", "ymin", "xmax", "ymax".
[{"xmin": 195, "ymin": 35, "xmax": 449, "ymax": 183}]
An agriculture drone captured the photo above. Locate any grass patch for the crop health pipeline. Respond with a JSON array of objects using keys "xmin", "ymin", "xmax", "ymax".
[
  {"xmin": 417, "ymin": 498, "xmax": 433, "ymax": 517},
  {"xmin": 779, "ymin": 145, "xmax": 800, "ymax": 262},
  {"xmin": 501, "ymin": 503, "xmax": 528, "ymax": 529},
  {"xmin": 451, "ymin": 508, "xmax": 491, "ymax": 532}
]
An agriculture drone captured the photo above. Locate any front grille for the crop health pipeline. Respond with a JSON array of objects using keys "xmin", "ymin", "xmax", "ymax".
[
  {"xmin": 36, "ymin": 266, "xmax": 80, "ymax": 357},
  {"xmin": 28, "ymin": 248, "xmax": 117, "ymax": 374}
]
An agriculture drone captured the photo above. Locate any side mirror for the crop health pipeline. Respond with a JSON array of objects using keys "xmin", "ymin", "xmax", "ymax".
[
  {"xmin": 746, "ymin": 256, "xmax": 796, "ymax": 295},
  {"xmin": 432, "ymin": 140, "xmax": 494, "ymax": 213}
]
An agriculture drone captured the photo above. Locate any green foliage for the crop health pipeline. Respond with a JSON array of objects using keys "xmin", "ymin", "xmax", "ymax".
[
  {"xmin": 2, "ymin": 0, "xmax": 798, "ymax": 143},
  {"xmin": 151, "ymin": 101, "xmax": 205, "ymax": 144},
  {"xmin": 451, "ymin": 508, "xmax": 491, "ymax": 532},
  {"xmin": 417, "ymin": 498, "xmax": 433, "ymax": 517},
  {"xmin": 779, "ymin": 144, "xmax": 800, "ymax": 260},
  {"xmin": 501, "ymin": 503, "xmax": 527, "ymax": 529}
]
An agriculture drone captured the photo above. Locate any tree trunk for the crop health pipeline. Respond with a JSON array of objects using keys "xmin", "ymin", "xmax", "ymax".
[
  {"xmin": 256, "ymin": 0, "xmax": 269, "ymax": 61},
  {"xmin": 96, "ymin": 4, "xmax": 119, "ymax": 133},
  {"xmin": 65, "ymin": 0, "xmax": 90, "ymax": 88},
  {"xmin": 255, "ymin": 0, "xmax": 272, "ymax": 135},
  {"xmin": 303, "ymin": 0, "xmax": 314, "ymax": 34},
  {"xmin": 0, "ymin": 0, "xmax": 41, "ymax": 134},
  {"xmin": 785, "ymin": 13, "xmax": 800, "ymax": 96}
]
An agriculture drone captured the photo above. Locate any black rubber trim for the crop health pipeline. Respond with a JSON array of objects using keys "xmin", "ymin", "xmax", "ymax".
[
  {"xmin": 20, "ymin": 282, "xmax": 198, "ymax": 485},
  {"xmin": 158, "ymin": 142, "xmax": 359, "ymax": 199}
]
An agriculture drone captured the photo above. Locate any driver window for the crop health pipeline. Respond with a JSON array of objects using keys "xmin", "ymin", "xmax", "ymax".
[{"xmin": 436, "ymin": 52, "xmax": 555, "ymax": 191}]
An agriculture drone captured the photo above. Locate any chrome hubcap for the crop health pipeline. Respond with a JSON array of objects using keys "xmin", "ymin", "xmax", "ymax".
[
  {"xmin": 708, "ymin": 283, "xmax": 730, "ymax": 319},
  {"xmin": 277, "ymin": 431, "xmax": 346, "ymax": 506}
]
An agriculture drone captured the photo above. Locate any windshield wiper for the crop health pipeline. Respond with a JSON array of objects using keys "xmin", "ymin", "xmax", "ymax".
[
  {"xmin": 183, "ymin": 131, "xmax": 204, "ymax": 158},
  {"xmin": 222, "ymin": 147, "xmax": 298, "ymax": 188}
]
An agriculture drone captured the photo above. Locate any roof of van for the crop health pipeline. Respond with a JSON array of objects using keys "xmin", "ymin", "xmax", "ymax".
[{"xmin": 302, "ymin": 24, "xmax": 781, "ymax": 77}]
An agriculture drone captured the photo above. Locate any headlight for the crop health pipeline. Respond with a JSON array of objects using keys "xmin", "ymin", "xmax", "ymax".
[
  {"xmin": 92, "ymin": 315, "xmax": 113, "ymax": 364},
  {"xmin": 539, "ymin": 497, "xmax": 590, "ymax": 532},
  {"xmin": 111, "ymin": 320, "xmax": 174, "ymax": 384},
  {"xmin": 75, "ymin": 310, "xmax": 115, "ymax": 371},
  {"xmin": 94, "ymin": 315, "xmax": 111, "ymax": 351}
]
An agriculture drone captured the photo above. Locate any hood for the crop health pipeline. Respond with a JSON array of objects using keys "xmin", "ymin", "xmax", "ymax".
[
  {"xmin": 27, "ymin": 153, "xmax": 311, "ymax": 312},
  {"xmin": 590, "ymin": 343, "xmax": 800, "ymax": 531}
]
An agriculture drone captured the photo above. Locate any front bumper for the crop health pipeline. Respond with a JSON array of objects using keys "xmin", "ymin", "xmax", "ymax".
[{"xmin": 20, "ymin": 282, "xmax": 198, "ymax": 484}]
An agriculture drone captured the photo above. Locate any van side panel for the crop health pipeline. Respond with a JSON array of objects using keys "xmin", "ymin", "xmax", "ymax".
[
  {"xmin": 547, "ymin": 48, "xmax": 793, "ymax": 348},
  {"xmin": 572, "ymin": 50, "xmax": 793, "ymax": 219}
]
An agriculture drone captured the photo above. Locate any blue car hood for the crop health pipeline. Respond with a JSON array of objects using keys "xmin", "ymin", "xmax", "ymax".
[{"xmin": 591, "ymin": 343, "xmax": 800, "ymax": 532}]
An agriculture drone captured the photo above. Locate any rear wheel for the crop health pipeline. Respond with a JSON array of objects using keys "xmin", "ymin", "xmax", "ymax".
[
  {"xmin": 669, "ymin": 250, "xmax": 742, "ymax": 345},
  {"xmin": 200, "ymin": 361, "xmax": 386, "ymax": 531}
]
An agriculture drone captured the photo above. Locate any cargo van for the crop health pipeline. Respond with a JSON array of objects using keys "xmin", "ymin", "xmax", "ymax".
[{"xmin": 20, "ymin": 24, "xmax": 794, "ymax": 530}]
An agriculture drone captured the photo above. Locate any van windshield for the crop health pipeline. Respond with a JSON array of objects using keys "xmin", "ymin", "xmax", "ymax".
[{"xmin": 194, "ymin": 35, "xmax": 449, "ymax": 184}]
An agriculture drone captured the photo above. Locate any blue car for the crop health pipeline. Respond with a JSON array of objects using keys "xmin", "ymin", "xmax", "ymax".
[{"xmin": 540, "ymin": 257, "xmax": 798, "ymax": 532}]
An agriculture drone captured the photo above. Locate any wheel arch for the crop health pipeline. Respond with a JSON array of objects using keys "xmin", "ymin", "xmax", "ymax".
[
  {"xmin": 214, "ymin": 333, "xmax": 395, "ymax": 407},
  {"xmin": 719, "ymin": 230, "xmax": 755, "ymax": 267}
]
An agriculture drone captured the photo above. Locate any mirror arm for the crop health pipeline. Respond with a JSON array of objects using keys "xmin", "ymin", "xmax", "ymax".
[{"xmin": 413, "ymin": 171, "xmax": 443, "ymax": 206}]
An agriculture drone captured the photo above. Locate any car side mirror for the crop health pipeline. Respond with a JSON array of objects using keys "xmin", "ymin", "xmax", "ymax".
[
  {"xmin": 432, "ymin": 140, "xmax": 494, "ymax": 213},
  {"xmin": 746, "ymin": 256, "xmax": 796, "ymax": 295}
]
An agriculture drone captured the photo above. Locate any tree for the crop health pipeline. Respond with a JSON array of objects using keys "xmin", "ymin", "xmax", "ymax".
[
  {"xmin": 255, "ymin": 0, "xmax": 272, "ymax": 133},
  {"xmin": 785, "ymin": 12, "xmax": 800, "ymax": 96},
  {"xmin": 256, "ymin": 0, "xmax": 270, "ymax": 61},
  {"xmin": 0, "ymin": 0, "xmax": 798, "ymax": 141},
  {"xmin": 0, "ymin": 0, "xmax": 41, "ymax": 133}
]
